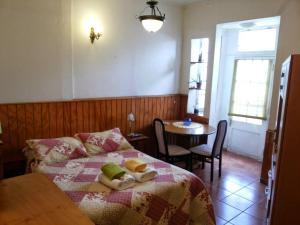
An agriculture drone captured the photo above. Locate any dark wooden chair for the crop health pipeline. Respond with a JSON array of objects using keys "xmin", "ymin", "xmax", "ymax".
[
  {"xmin": 189, "ymin": 120, "xmax": 228, "ymax": 182},
  {"xmin": 153, "ymin": 118, "xmax": 192, "ymax": 171}
]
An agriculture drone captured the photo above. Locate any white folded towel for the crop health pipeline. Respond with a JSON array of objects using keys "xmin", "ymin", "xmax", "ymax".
[
  {"xmin": 98, "ymin": 172, "xmax": 135, "ymax": 191},
  {"xmin": 124, "ymin": 168, "xmax": 158, "ymax": 183}
]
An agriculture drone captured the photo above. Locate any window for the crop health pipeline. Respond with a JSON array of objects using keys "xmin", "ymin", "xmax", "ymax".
[
  {"xmin": 229, "ymin": 59, "xmax": 272, "ymax": 120},
  {"xmin": 238, "ymin": 28, "xmax": 277, "ymax": 52},
  {"xmin": 187, "ymin": 38, "xmax": 209, "ymax": 116}
]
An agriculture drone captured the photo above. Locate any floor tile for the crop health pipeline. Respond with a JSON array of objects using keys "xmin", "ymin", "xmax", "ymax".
[
  {"xmin": 210, "ymin": 187, "xmax": 232, "ymax": 201},
  {"xmin": 245, "ymin": 203, "xmax": 267, "ymax": 221},
  {"xmin": 230, "ymin": 212, "xmax": 266, "ymax": 225},
  {"xmin": 222, "ymin": 194, "xmax": 254, "ymax": 211},
  {"xmin": 247, "ymin": 181, "xmax": 266, "ymax": 193},
  {"xmin": 216, "ymin": 216, "xmax": 227, "ymax": 225},
  {"xmin": 193, "ymin": 151, "xmax": 266, "ymax": 225},
  {"xmin": 235, "ymin": 186, "xmax": 266, "ymax": 202},
  {"xmin": 256, "ymin": 197, "xmax": 268, "ymax": 208},
  {"xmin": 218, "ymin": 180, "xmax": 245, "ymax": 193},
  {"xmin": 214, "ymin": 201, "xmax": 242, "ymax": 221},
  {"xmin": 223, "ymin": 174, "xmax": 256, "ymax": 187}
]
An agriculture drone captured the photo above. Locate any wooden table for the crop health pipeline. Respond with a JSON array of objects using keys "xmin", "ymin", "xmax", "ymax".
[
  {"xmin": 0, "ymin": 173, "xmax": 94, "ymax": 225},
  {"xmin": 164, "ymin": 120, "xmax": 216, "ymax": 148},
  {"xmin": 164, "ymin": 120, "xmax": 216, "ymax": 136}
]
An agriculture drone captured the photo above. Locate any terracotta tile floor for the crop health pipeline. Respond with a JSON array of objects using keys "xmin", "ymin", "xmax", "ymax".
[{"xmin": 192, "ymin": 151, "xmax": 267, "ymax": 225}]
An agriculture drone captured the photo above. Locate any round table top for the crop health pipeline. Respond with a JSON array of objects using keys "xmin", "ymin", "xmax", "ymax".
[{"xmin": 164, "ymin": 120, "xmax": 216, "ymax": 136}]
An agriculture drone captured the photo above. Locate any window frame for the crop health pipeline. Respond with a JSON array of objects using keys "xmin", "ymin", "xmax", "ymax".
[
  {"xmin": 228, "ymin": 58, "xmax": 273, "ymax": 121},
  {"xmin": 237, "ymin": 28, "xmax": 278, "ymax": 52}
]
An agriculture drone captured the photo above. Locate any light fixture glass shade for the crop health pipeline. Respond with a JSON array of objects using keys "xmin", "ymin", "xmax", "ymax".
[
  {"xmin": 127, "ymin": 112, "xmax": 135, "ymax": 122},
  {"xmin": 139, "ymin": 1, "xmax": 165, "ymax": 33},
  {"xmin": 141, "ymin": 19, "xmax": 164, "ymax": 32}
]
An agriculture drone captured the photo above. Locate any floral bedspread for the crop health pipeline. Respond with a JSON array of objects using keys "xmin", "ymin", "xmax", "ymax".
[{"xmin": 34, "ymin": 149, "xmax": 215, "ymax": 225}]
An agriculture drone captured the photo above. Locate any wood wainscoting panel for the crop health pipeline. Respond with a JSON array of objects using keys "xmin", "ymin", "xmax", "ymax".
[
  {"xmin": 0, "ymin": 95, "xmax": 182, "ymax": 166},
  {"xmin": 179, "ymin": 94, "xmax": 188, "ymax": 119},
  {"xmin": 260, "ymin": 129, "xmax": 275, "ymax": 184}
]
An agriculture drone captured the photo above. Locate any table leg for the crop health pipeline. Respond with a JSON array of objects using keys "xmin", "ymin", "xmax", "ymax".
[{"xmin": 177, "ymin": 135, "xmax": 208, "ymax": 149}]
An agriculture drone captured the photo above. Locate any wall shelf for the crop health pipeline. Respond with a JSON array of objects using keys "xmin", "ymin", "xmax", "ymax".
[
  {"xmin": 188, "ymin": 88, "xmax": 202, "ymax": 90},
  {"xmin": 190, "ymin": 61, "xmax": 207, "ymax": 64},
  {"xmin": 187, "ymin": 38, "xmax": 209, "ymax": 116}
]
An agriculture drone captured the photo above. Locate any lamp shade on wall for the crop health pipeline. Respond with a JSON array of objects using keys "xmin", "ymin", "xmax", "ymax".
[
  {"xmin": 127, "ymin": 113, "xmax": 135, "ymax": 136},
  {"xmin": 127, "ymin": 112, "xmax": 135, "ymax": 122}
]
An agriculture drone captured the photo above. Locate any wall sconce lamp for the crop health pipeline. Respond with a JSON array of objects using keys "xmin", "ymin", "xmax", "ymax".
[{"xmin": 90, "ymin": 27, "xmax": 102, "ymax": 44}]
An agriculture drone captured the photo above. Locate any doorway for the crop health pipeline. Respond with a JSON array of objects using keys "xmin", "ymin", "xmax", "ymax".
[{"xmin": 210, "ymin": 17, "xmax": 281, "ymax": 161}]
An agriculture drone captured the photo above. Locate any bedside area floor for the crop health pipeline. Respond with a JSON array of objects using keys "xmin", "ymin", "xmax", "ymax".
[{"xmin": 193, "ymin": 151, "xmax": 267, "ymax": 225}]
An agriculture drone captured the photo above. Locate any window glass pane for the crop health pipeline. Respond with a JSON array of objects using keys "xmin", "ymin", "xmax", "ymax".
[
  {"xmin": 238, "ymin": 28, "xmax": 277, "ymax": 52},
  {"xmin": 229, "ymin": 59, "xmax": 271, "ymax": 119}
]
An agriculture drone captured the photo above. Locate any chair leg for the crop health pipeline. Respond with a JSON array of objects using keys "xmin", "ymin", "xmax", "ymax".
[
  {"xmin": 210, "ymin": 159, "xmax": 214, "ymax": 182},
  {"xmin": 185, "ymin": 155, "xmax": 188, "ymax": 170},
  {"xmin": 189, "ymin": 154, "xmax": 193, "ymax": 172},
  {"xmin": 201, "ymin": 157, "xmax": 205, "ymax": 169},
  {"xmin": 166, "ymin": 156, "xmax": 170, "ymax": 164},
  {"xmin": 170, "ymin": 157, "xmax": 174, "ymax": 164},
  {"xmin": 219, "ymin": 155, "xmax": 222, "ymax": 177}
]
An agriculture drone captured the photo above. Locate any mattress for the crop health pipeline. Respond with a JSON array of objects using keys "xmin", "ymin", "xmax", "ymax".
[{"xmin": 34, "ymin": 149, "xmax": 215, "ymax": 225}]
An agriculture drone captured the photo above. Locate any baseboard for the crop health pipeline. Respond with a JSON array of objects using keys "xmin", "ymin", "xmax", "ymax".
[{"xmin": 226, "ymin": 149, "xmax": 263, "ymax": 162}]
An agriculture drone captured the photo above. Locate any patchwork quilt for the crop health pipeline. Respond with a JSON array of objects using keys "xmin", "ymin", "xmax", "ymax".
[{"xmin": 34, "ymin": 149, "xmax": 215, "ymax": 225}]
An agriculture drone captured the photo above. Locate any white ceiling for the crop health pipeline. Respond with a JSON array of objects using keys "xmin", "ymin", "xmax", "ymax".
[{"xmin": 163, "ymin": 0, "xmax": 203, "ymax": 6}]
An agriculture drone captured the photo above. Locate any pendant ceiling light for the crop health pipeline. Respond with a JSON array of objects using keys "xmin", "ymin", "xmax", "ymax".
[{"xmin": 138, "ymin": 0, "xmax": 165, "ymax": 33}]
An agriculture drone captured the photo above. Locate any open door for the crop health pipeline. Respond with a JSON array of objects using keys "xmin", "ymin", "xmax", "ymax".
[{"xmin": 210, "ymin": 17, "xmax": 280, "ymax": 161}]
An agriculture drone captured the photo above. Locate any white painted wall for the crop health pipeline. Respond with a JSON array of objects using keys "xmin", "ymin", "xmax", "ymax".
[
  {"xmin": 0, "ymin": 0, "xmax": 183, "ymax": 103},
  {"xmin": 181, "ymin": 0, "xmax": 300, "ymax": 128},
  {"xmin": 0, "ymin": 0, "xmax": 73, "ymax": 103},
  {"xmin": 72, "ymin": 0, "xmax": 183, "ymax": 98}
]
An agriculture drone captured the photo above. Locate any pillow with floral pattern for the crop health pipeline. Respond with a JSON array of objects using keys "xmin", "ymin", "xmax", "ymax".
[
  {"xmin": 25, "ymin": 137, "xmax": 88, "ymax": 164},
  {"xmin": 74, "ymin": 128, "xmax": 133, "ymax": 155}
]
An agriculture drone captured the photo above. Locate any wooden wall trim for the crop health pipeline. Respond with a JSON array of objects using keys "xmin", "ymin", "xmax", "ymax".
[
  {"xmin": 0, "ymin": 95, "xmax": 183, "ymax": 160},
  {"xmin": 0, "ymin": 94, "xmax": 180, "ymax": 105},
  {"xmin": 260, "ymin": 129, "xmax": 275, "ymax": 184}
]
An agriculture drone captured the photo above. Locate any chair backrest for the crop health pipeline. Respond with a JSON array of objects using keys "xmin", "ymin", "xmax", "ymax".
[
  {"xmin": 153, "ymin": 118, "xmax": 169, "ymax": 156},
  {"xmin": 212, "ymin": 120, "xmax": 228, "ymax": 157}
]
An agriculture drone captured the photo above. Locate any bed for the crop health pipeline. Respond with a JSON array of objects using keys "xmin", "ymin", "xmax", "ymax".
[{"xmin": 25, "ymin": 129, "xmax": 215, "ymax": 225}]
